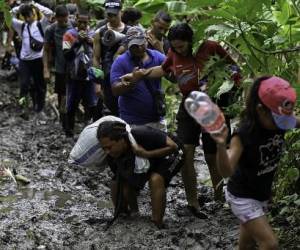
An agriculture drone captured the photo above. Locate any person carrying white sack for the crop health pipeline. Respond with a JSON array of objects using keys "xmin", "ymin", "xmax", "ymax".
[
  {"xmin": 68, "ymin": 115, "xmax": 150, "ymax": 171},
  {"xmin": 96, "ymin": 120, "xmax": 185, "ymax": 229}
]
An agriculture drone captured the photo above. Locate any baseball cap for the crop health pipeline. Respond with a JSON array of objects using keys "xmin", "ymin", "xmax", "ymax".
[
  {"xmin": 104, "ymin": 0, "xmax": 122, "ymax": 15},
  {"xmin": 126, "ymin": 26, "xmax": 146, "ymax": 48},
  {"xmin": 258, "ymin": 76, "xmax": 297, "ymax": 130}
]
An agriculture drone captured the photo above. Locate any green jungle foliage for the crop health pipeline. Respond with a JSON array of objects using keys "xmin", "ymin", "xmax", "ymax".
[
  {"xmin": 1, "ymin": 0, "xmax": 300, "ymax": 244},
  {"xmin": 80, "ymin": 0, "xmax": 300, "ymax": 242}
]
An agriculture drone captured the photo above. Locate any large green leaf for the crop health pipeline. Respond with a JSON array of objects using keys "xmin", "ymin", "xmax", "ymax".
[
  {"xmin": 134, "ymin": 0, "xmax": 166, "ymax": 12},
  {"xmin": 186, "ymin": 0, "xmax": 222, "ymax": 8},
  {"xmin": 216, "ymin": 80, "xmax": 234, "ymax": 99},
  {"xmin": 166, "ymin": 1, "xmax": 187, "ymax": 13}
]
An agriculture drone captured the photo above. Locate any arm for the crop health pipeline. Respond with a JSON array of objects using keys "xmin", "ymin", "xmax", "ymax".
[
  {"xmin": 43, "ymin": 43, "xmax": 51, "ymax": 79},
  {"xmin": 133, "ymin": 136, "xmax": 178, "ymax": 159},
  {"xmin": 6, "ymin": 28, "xmax": 15, "ymax": 53},
  {"xmin": 121, "ymin": 66, "xmax": 166, "ymax": 83},
  {"xmin": 110, "ymin": 57, "xmax": 135, "ymax": 96},
  {"xmin": 112, "ymin": 80, "xmax": 136, "ymax": 96},
  {"xmin": 146, "ymin": 31, "xmax": 164, "ymax": 53},
  {"xmin": 93, "ymin": 30, "xmax": 101, "ymax": 68},
  {"xmin": 33, "ymin": 2, "xmax": 53, "ymax": 19},
  {"xmin": 10, "ymin": 5, "xmax": 20, "ymax": 17},
  {"xmin": 211, "ymin": 126, "xmax": 243, "ymax": 178},
  {"xmin": 43, "ymin": 26, "xmax": 53, "ymax": 79}
]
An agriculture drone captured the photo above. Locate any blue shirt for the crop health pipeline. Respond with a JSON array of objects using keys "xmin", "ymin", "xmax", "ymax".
[{"xmin": 110, "ymin": 49, "xmax": 166, "ymax": 125}]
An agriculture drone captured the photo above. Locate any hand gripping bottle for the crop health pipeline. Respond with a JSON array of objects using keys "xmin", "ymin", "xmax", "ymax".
[{"xmin": 184, "ymin": 91, "xmax": 225, "ymax": 134}]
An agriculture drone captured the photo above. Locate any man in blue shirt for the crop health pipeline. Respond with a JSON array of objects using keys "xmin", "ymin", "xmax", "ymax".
[{"xmin": 110, "ymin": 26, "xmax": 166, "ymax": 130}]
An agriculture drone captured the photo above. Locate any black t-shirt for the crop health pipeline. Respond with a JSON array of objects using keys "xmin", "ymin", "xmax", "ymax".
[
  {"xmin": 227, "ymin": 123, "xmax": 285, "ymax": 201},
  {"xmin": 132, "ymin": 126, "xmax": 167, "ymax": 165},
  {"xmin": 107, "ymin": 126, "xmax": 167, "ymax": 188}
]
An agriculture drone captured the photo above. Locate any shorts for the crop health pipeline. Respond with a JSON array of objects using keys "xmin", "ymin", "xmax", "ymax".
[
  {"xmin": 55, "ymin": 72, "xmax": 67, "ymax": 95},
  {"xmin": 111, "ymin": 150, "xmax": 184, "ymax": 190},
  {"xmin": 176, "ymin": 101, "xmax": 231, "ymax": 154},
  {"xmin": 225, "ymin": 188, "xmax": 268, "ymax": 224}
]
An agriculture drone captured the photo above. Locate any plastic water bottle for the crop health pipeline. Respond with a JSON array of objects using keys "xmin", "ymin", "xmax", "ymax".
[{"xmin": 184, "ymin": 91, "xmax": 225, "ymax": 134}]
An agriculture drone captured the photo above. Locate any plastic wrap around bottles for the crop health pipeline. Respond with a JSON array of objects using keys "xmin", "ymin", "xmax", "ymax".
[
  {"xmin": 102, "ymin": 30, "xmax": 126, "ymax": 47},
  {"xmin": 184, "ymin": 91, "xmax": 225, "ymax": 134}
]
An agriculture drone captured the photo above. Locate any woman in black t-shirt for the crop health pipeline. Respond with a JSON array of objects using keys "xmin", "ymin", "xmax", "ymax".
[
  {"xmin": 211, "ymin": 76, "xmax": 299, "ymax": 249},
  {"xmin": 97, "ymin": 121, "xmax": 184, "ymax": 228}
]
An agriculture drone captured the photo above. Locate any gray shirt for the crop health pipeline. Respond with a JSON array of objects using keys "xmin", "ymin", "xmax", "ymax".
[{"xmin": 44, "ymin": 21, "xmax": 73, "ymax": 73}]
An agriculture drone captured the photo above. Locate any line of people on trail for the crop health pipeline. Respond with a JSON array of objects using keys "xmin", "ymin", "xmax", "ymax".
[{"xmin": 3, "ymin": 0, "xmax": 300, "ymax": 249}]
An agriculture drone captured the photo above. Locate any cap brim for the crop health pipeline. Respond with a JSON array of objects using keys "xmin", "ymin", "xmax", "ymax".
[
  {"xmin": 128, "ymin": 38, "xmax": 145, "ymax": 48},
  {"xmin": 105, "ymin": 8, "xmax": 120, "ymax": 14},
  {"xmin": 272, "ymin": 112, "xmax": 296, "ymax": 130}
]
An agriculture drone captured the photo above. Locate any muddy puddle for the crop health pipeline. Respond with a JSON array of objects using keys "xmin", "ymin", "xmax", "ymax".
[{"xmin": 0, "ymin": 71, "xmax": 242, "ymax": 249}]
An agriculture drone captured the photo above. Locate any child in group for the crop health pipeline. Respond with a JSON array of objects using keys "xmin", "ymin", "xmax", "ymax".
[{"xmin": 211, "ymin": 76, "xmax": 299, "ymax": 250}]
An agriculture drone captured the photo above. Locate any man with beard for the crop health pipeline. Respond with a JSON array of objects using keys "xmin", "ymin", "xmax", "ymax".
[
  {"xmin": 146, "ymin": 11, "xmax": 171, "ymax": 54},
  {"xmin": 44, "ymin": 5, "xmax": 73, "ymax": 131},
  {"xmin": 110, "ymin": 26, "xmax": 166, "ymax": 131}
]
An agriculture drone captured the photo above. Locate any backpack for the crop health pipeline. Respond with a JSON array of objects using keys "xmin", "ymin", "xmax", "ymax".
[{"xmin": 71, "ymin": 44, "xmax": 92, "ymax": 80}]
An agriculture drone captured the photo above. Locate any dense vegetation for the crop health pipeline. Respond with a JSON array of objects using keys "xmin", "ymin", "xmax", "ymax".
[{"xmin": 1, "ymin": 0, "xmax": 299, "ymax": 247}]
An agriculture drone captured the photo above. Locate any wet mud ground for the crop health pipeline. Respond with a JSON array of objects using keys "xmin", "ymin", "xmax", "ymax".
[{"xmin": 0, "ymin": 73, "xmax": 242, "ymax": 249}]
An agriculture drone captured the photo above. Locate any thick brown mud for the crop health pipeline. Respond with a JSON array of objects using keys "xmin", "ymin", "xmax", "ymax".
[{"xmin": 1, "ymin": 72, "xmax": 296, "ymax": 250}]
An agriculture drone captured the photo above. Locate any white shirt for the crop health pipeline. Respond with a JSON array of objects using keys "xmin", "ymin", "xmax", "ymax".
[{"xmin": 11, "ymin": 2, "xmax": 53, "ymax": 60}]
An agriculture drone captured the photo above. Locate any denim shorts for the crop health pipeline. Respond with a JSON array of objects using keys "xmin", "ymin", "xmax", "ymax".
[{"xmin": 225, "ymin": 188, "xmax": 268, "ymax": 224}]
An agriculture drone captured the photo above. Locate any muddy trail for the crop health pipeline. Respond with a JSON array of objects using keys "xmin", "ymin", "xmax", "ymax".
[{"xmin": 0, "ymin": 73, "xmax": 240, "ymax": 250}]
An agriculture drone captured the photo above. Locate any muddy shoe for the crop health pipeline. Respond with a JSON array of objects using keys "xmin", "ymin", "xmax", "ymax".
[{"xmin": 187, "ymin": 206, "xmax": 208, "ymax": 219}]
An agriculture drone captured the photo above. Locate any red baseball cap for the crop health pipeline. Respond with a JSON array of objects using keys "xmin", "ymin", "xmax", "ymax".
[{"xmin": 258, "ymin": 76, "xmax": 297, "ymax": 130}]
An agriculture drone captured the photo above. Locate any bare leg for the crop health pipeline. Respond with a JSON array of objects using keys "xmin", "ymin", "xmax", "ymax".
[
  {"xmin": 239, "ymin": 216, "xmax": 278, "ymax": 250},
  {"xmin": 204, "ymin": 153, "xmax": 223, "ymax": 201},
  {"xmin": 239, "ymin": 223, "xmax": 256, "ymax": 250},
  {"xmin": 110, "ymin": 180, "xmax": 129, "ymax": 213},
  {"xmin": 123, "ymin": 183, "xmax": 139, "ymax": 214},
  {"xmin": 181, "ymin": 144, "xmax": 199, "ymax": 208},
  {"xmin": 110, "ymin": 180, "xmax": 117, "ymax": 207},
  {"xmin": 149, "ymin": 173, "xmax": 166, "ymax": 227}
]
